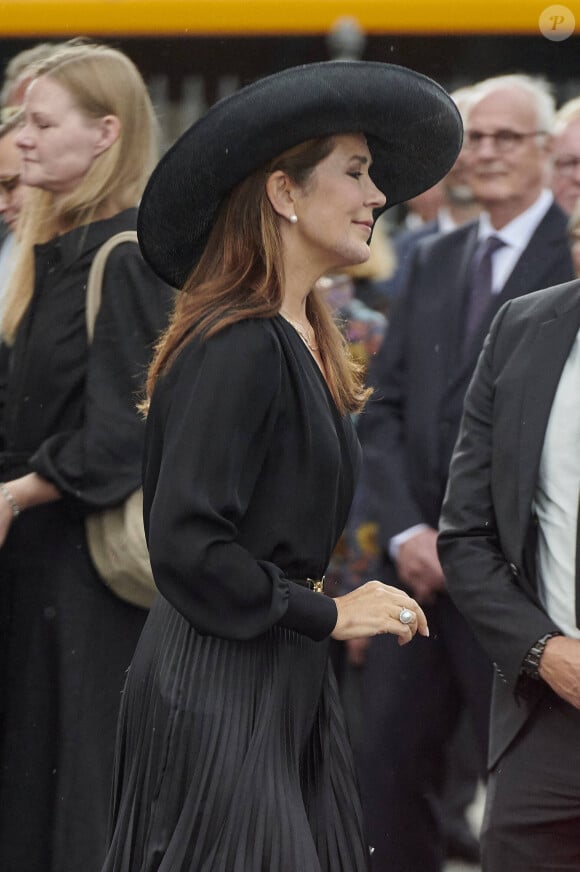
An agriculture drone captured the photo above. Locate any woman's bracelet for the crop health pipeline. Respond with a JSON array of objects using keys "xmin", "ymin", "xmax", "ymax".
[{"xmin": 0, "ymin": 483, "xmax": 21, "ymax": 518}]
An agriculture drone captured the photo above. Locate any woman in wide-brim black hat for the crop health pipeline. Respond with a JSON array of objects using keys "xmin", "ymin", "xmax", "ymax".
[{"xmin": 103, "ymin": 61, "xmax": 461, "ymax": 872}]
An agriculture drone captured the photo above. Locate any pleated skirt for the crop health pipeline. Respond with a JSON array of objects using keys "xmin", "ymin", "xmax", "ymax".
[{"xmin": 102, "ymin": 595, "xmax": 371, "ymax": 872}]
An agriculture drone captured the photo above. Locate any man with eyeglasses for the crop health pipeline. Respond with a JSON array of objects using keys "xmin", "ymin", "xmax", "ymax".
[
  {"xmin": 355, "ymin": 74, "xmax": 575, "ymax": 872},
  {"xmin": 551, "ymin": 97, "xmax": 580, "ymax": 216}
]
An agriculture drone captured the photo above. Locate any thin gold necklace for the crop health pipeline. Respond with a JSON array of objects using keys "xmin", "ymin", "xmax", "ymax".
[{"xmin": 280, "ymin": 310, "xmax": 319, "ymax": 353}]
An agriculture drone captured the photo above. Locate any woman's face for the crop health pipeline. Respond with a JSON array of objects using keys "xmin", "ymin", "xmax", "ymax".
[
  {"xmin": 0, "ymin": 130, "xmax": 25, "ymax": 232},
  {"xmin": 15, "ymin": 76, "xmax": 108, "ymax": 196},
  {"xmin": 291, "ymin": 133, "xmax": 386, "ymax": 273}
]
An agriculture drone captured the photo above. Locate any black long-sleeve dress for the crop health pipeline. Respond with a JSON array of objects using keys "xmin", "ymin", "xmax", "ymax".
[
  {"xmin": 103, "ymin": 315, "xmax": 371, "ymax": 871},
  {"xmin": 0, "ymin": 208, "xmax": 173, "ymax": 872}
]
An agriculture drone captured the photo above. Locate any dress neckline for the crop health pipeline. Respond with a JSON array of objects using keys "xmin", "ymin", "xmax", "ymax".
[{"xmin": 274, "ymin": 315, "xmax": 341, "ymax": 417}]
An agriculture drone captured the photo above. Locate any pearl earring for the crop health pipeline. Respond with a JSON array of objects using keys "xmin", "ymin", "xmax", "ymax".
[{"xmin": 289, "ymin": 214, "xmax": 298, "ymax": 224}]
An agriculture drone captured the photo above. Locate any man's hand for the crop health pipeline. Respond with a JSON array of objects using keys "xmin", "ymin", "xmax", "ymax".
[
  {"xmin": 539, "ymin": 636, "xmax": 580, "ymax": 709},
  {"xmin": 396, "ymin": 528, "xmax": 446, "ymax": 603}
]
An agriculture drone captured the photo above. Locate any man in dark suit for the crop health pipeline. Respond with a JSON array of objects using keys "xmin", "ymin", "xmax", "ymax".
[
  {"xmin": 379, "ymin": 86, "xmax": 481, "ymax": 307},
  {"xmin": 354, "ymin": 74, "xmax": 575, "ymax": 872},
  {"xmin": 439, "ymin": 279, "xmax": 580, "ymax": 870}
]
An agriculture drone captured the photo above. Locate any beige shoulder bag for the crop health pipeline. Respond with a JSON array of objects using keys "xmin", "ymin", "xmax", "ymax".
[{"xmin": 84, "ymin": 231, "xmax": 157, "ymax": 610}]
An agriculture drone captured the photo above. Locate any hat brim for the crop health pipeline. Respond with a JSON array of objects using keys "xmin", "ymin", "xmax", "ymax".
[{"xmin": 138, "ymin": 61, "xmax": 462, "ymax": 288}]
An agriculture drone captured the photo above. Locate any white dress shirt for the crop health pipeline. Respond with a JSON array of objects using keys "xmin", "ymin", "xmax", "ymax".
[
  {"xmin": 477, "ymin": 188, "xmax": 554, "ymax": 294},
  {"xmin": 533, "ymin": 328, "xmax": 580, "ymax": 639}
]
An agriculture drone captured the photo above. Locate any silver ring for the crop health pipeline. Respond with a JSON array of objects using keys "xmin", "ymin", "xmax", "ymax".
[{"xmin": 399, "ymin": 608, "xmax": 414, "ymax": 625}]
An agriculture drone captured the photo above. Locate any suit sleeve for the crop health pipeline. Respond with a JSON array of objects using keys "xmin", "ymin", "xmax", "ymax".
[
  {"xmin": 438, "ymin": 302, "xmax": 561, "ymax": 690},
  {"xmin": 357, "ymin": 249, "xmax": 431, "ymax": 552},
  {"xmin": 31, "ymin": 242, "xmax": 173, "ymax": 507},
  {"xmin": 145, "ymin": 321, "xmax": 338, "ymax": 642}
]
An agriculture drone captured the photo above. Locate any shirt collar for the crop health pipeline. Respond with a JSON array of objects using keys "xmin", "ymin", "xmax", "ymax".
[
  {"xmin": 478, "ymin": 189, "xmax": 553, "ymax": 251},
  {"xmin": 436, "ymin": 207, "xmax": 458, "ymax": 234}
]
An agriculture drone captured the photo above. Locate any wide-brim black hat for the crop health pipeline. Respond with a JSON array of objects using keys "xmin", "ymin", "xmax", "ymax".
[{"xmin": 138, "ymin": 61, "xmax": 462, "ymax": 288}]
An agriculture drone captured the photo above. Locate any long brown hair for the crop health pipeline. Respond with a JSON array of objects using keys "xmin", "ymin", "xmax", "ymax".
[{"xmin": 147, "ymin": 137, "xmax": 372, "ymax": 415}]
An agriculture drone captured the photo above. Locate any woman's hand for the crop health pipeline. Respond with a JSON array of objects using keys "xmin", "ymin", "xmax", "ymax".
[
  {"xmin": 331, "ymin": 580, "xmax": 429, "ymax": 645},
  {"xmin": 0, "ymin": 473, "xmax": 62, "ymax": 550}
]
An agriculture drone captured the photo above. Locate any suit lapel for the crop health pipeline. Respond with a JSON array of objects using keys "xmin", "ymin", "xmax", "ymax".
[
  {"xmin": 460, "ymin": 203, "xmax": 571, "ymax": 375},
  {"xmin": 444, "ymin": 224, "xmax": 479, "ymax": 363},
  {"xmin": 495, "ymin": 205, "xmax": 564, "ymax": 308},
  {"xmin": 516, "ymin": 298, "xmax": 580, "ymax": 539}
]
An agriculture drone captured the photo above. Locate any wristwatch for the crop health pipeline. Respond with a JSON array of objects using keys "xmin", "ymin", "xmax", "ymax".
[{"xmin": 521, "ymin": 632, "xmax": 562, "ymax": 680}]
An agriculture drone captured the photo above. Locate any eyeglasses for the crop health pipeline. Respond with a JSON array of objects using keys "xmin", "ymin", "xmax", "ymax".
[
  {"xmin": 0, "ymin": 174, "xmax": 20, "ymax": 196},
  {"xmin": 464, "ymin": 130, "xmax": 546, "ymax": 153},
  {"xmin": 554, "ymin": 156, "xmax": 580, "ymax": 176}
]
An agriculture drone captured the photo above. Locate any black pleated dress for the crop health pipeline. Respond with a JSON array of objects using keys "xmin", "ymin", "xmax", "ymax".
[{"xmin": 102, "ymin": 316, "xmax": 371, "ymax": 871}]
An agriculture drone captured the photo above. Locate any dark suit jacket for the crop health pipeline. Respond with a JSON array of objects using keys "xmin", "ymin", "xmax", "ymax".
[
  {"xmin": 439, "ymin": 279, "xmax": 580, "ymax": 768},
  {"xmin": 358, "ymin": 201, "xmax": 575, "ymax": 554},
  {"xmin": 378, "ymin": 218, "xmax": 440, "ymax": 302}
]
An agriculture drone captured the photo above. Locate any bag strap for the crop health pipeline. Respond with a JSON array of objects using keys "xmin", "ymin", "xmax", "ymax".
[{"xmin": 85, "ymin": 230, "xmax": 139, "ymax": 343}]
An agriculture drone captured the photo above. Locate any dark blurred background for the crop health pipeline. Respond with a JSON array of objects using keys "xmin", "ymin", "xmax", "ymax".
[{"xmin": 2, "ymin": 6, "xmax": 579, "ymax": 207}]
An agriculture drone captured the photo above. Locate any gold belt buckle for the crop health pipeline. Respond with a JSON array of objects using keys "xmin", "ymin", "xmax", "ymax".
[{"xmin": 307, "ymin": 576, "xmax": 325, "ymax": 593}]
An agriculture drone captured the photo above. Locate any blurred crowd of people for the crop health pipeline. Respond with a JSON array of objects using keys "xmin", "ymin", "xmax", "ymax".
[
  {"xmin": 1, "ymin": 37, "xmax": 580, "ymax": 872},
  {"xmin": 323, "ymin": 73, "xmax": 580, "ymax": 872}
]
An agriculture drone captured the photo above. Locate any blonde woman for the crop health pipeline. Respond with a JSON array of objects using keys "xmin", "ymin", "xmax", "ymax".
[{"xmin": 0, "ymin": 44, "xmax": 171, "ymax": 872}]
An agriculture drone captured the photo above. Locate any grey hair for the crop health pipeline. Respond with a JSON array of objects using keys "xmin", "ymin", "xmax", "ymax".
[
  {"xmin": 0, "ymin": 42, "xmax": 57, "ymax": 107},
  {"xmin": 464, "ymin": 74, "xmax": 556, "ymax": 134},
  {"xmin": 450, "ymin": 86, "xmax": 476, "ymax": 123},
  {"xmin": 554, "ymin": 96, "xmax": 580, "ymax": 134}
]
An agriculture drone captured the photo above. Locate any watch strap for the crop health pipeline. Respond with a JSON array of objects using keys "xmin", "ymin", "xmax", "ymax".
[{"xmin": 521, "ymin": 631, "xmax": 562, "ymax": 680}]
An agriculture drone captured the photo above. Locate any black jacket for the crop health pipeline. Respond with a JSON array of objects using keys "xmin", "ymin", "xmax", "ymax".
[{"xmin": 2, "ymin": 208, "xmax": 173, "ymax": 507}]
